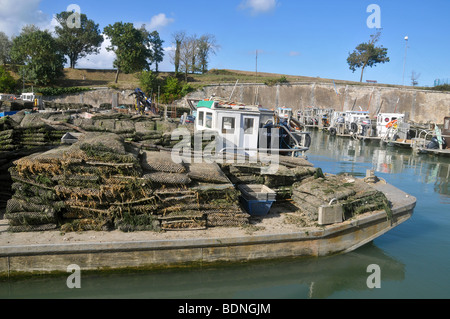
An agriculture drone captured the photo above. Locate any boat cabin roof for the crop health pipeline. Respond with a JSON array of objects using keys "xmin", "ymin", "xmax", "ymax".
[{"xmin": 196, "ymin": 99, "xmax": 273, "ymax": 115}]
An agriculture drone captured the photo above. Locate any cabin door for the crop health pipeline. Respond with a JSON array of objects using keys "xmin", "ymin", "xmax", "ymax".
[
  {"xmin": 240, "ymin": 115, "xmax": 258, "ymax": 156},
  {"xmin": 218, "ymin": 113, "xmax": 240, "ymax": 154}
]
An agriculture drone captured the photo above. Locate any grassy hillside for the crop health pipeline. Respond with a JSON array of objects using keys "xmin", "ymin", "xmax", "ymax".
[
  {"xmin": 59, "ymin": 68, "xmax": 426, "ymax": 90},
  {"xmin": 56, "ymin": 68, "xmax": 326, "ymax": 90},
  {"xmin": 9, "ymin": 66, "xmax": 446, "ymax": 92},
  {"xmin": 54, "ymin": 67, "xmax": 367, "ymax": 91}
]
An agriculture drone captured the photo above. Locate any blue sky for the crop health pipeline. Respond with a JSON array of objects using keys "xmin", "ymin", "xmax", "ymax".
[{"xmin": 1, "ymin": 0, "xmax": 449, "ymax": 87}]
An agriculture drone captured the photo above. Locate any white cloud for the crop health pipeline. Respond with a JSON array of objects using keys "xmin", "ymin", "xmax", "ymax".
[
  {"xmin": 136, "ymin": 13, "xmax": 175, "ymax": 31},
  {"xmin": 76, "ymin": 35, "xmax": 116, "ymax": 69},
  {"xmin": 76, "ymin": 40, "xmax": 177, "ymax": 71},
  {"xmin": 239, "ymin": 0, "xmax": 279, "ymax": 15},
  {"xmin": 149, "ymin": 13, "xmax": 174, "ymax": 30},
  {"xmin": 158, "ymin": 45, "xmax": 176, "ymax": 72},
  {"xmin": 0, "ymin": 0, "xmax": 50, "ymax": 37},
  {"xmin": 289, "ymin": 51, "xmax": 301, "ymax": 56}
]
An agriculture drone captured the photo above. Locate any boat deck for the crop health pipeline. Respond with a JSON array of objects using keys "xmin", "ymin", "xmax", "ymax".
[
  {"xmin": 0, "ymin": 180, "xmax": 416, "ymax": 277},
  {"xmin": 417, "ymin": 148, "xmax": 450, "ymax": 156}
]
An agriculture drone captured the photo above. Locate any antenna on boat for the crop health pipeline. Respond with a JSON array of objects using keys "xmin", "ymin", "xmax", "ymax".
[
  {"xmin": 394, "ymin": 97, "xmax": 400, "ymax": 113},
  {"xmin": 229, "ymin": 80, "xmax": 239, "ymax": 102}
]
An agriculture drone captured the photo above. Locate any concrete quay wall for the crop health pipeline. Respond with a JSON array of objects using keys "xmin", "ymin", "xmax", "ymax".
[
  {"xmin": 187, "ymin": 82, "xmax": 450, "ymax": 125},
  {"xmin": 43, "ymin": 83, "xmax": 450, "ymax": 125},
  {"xmin": 44, "ymin": 88, "xmax": 136, "ymax": 108}
]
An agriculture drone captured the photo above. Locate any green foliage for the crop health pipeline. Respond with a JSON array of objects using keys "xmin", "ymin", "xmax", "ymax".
[
  {"xmin": 181, "ymin": 83, "xmax": 195, "ymax": 96},
  {"xmin": 137, "ymin": 70, "xmax": 161, "ymax": 96},
  {"xmin": 0, "ymin": 31, "xmax": 12, "ymax": 65},
  {"xmin": 161, "ymin": 76, "xmax": 181, "ymax": 104},
  {"xmin": 347, "ymin": 32, "xmax": 390, "ymax": 82},
  {"xmin": 54, "ymin": 11, "xmax": 104, "ymax": 69},
  {"xmin": 0, "ymin": 66, "xmax": 17, "ymax": 93},
  {"xmin": 10, "ymin": 26, "xmax": 66, "ymax": 85},
  {"xmin": 138, "ymin": 71, "xmax": 195, "ymax": 104},
  {"xmin": 430, "ymin": 84, "xmax": 450, "ymax": 92},
  {"xmin": 103, "ymin": 22, "xmax": 152, "ymax": 82},
  {"xmin": 197, "ymin": 34, "xmax": 219, "ymax": 74},
  {"xmin": 148, "ymin": 30, "xmax": 164, "ymax": 72},
  {"xmin": 207, "ymin": 69, "xmax": 236, "ymax": 75},
  {"xmin": 264, "ymin": 76, "xmax": 289, "ymax": 86},
  {"xmin": 152, "ymin": 76, "xmax": 194, "ymax": 104},
  {"xmin": 22, "ymin": 86, "xmax": 93, "ymax": 96}
]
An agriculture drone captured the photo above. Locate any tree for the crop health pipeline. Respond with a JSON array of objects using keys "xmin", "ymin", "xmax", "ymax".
[
  {"xmin": 197, "ymin": 34, "xmax": 220, "ymax": 74},
  {"xmin": 161, "ymin": 76, "xmax": 182, "ymax": 103},
  {"xmin": 171, "ymin": 31, "xmax": 185, "ymax": 75},
  {"xmin": 0, "ymin": 32, "xmax": 12, "ymax": 66},
  {"xmin": 104, "ymin": 22, "xmax": 152, "ymax": 83},
  {"xmin": 0, "ymin": 66, "xmax": 16, "ymax": 93},
  {"xmin": 54, "ymin": 11, "xmax": 103, "ymax": 69},
  {"xmin": 347, "ymin": 32, "xmax": 389, "ymax": 82},
  {"xmin": 178, "ymin": 35, "xmax": 199, "ymax": 81},
  {"xmin": 137, "ymin": 70, "xmax": 160, "ymax": 96},
  {"xmin": 149, "ymin": 30, "xmax": 164, "ymax": 72},
  {"xmin": 189, "ymin": 35, "xmax": 199, "ymax": 74},
  {"xmin": 10, "ymin": 25, "xmax": 66, "ymax": 86}
]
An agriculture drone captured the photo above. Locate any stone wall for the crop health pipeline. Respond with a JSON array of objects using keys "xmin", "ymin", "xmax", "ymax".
[
  {"xmin": 186, "ymin": 82, "xmax": 450, "ymax": 125},
  {"xmin": 44, "ymin": 84, "xmax": 450, "ymax": 124},
  {"xmin": 44, "ymin": 88, "xmax": 136, "ymax": 108}
]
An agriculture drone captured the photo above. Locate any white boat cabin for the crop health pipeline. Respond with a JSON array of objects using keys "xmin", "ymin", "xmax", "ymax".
[
  {"xmin": 195, "ymin": 100, "xmax": 275, "ymax": 156},
  {"xmin": 0, "ymin": 94, "xmax": 16, "ymax": 101},
  {"xmin": 276, "ymin": 107, "xmax": 293, "ymax": 119},
  {"xmin": 21, "ymin": 93, "xmax": 43, "ymax": 107},
  {"xmin": 376, "ymin": 113, "xmax": 405, "ymax": 137},
  {"xmin": 344, "ymin": 110, "xmax": 370, "ymax": 125}
]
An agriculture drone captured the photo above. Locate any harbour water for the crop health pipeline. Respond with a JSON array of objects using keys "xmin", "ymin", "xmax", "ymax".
[{"xmin": 0, "ymin": 130, "xmax": 449, "ymax": 299}]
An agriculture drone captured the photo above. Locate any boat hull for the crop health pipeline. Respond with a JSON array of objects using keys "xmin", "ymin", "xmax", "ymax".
[{"xmin": 0, "ymin": 183, "xmax": 416, "ymax": 277}]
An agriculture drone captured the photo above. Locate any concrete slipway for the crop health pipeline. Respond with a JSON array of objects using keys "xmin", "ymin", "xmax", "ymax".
[{"xmin": 0, "ymin": 182, "xmax": 416, "ymax": 278}]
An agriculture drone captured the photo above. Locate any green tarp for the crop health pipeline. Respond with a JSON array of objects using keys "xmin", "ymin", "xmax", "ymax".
[{"xmin": 196, "ymin": 100, "xmax": 215, "ymax": 109}]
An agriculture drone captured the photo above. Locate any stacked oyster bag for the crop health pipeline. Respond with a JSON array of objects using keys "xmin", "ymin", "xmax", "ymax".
[
  {"xmin": 140, "ymin": 150, "xmax": 249, "ymax": 230},
  {"xmin": 6, "ymin": 132, "xmax": 250, "ymax": 232},
  {"xmin": 6, "ymin": 147, "xmax": 67, "ymax": 232},
  {"xmin": 56, "ymin": 133, "xmax": 147, "ymax": 232},
  {"xmin": 221, "ymin": 155, "xmax": 318, "ymax": 200},
  {"xmin": 16, "ymin": 112, "xmax": 72, "ymax": 148},
  {"xmin": 7, "ymin": 133, "xmax": 146, "ymax": 232},
  {"xmin": 72, "ymin": 112, "xmax": 181, "ymax": 149},
  {"xmin": 292, "ymin": 171, "xmax": 392, "ymax": 225}
]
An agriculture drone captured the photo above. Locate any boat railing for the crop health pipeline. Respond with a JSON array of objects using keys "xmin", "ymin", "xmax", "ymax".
[
  {"xmin": 218, "ymin": 125, "xmax": 310, "ymax": 158},
  {"xmin": 411, "ymin": 129, "xmax": 434, "ymax": 149}
]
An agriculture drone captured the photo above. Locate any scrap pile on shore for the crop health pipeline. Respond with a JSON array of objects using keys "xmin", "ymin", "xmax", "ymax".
[{"xmin": 6, "ymin": 132, "xmax": 248, "ymax": 232}]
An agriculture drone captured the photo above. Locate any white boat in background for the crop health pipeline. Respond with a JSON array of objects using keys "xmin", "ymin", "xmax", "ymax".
[
  {"xmin": 327, "ymin": 110, "xmax": 370, "ymax": 137},
  {"xmin": 194, "ymin": 98, "xmax": 311, "ymax": 158}
]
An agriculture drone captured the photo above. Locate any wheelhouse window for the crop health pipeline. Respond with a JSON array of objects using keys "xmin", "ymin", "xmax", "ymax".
[
  {"xmin": 205, "ymin": 112, "xmax": 213, "ymax": 129},
  {"xmin": 222, "ymin": 117, "xmax": 235, "ymax": 134},
  {"xmin": 198, "ymin": 111, "xmax": 204, "ymax": 126},
  {"xmin": 244, "ymin": 118, "xmax": 254, "ymax": 134}
]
